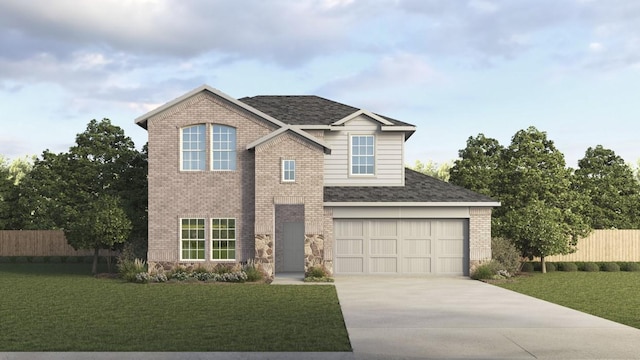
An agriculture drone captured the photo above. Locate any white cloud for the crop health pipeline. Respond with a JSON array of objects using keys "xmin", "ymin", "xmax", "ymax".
[{"xmin": 588, "ymin": 42, "xmax": 604, "ymax": 52}]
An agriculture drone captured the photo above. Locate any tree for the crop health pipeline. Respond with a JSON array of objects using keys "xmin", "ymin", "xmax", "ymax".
[
  {"xmin": 0, "ymin": 155, "xmax": 34, "ymax": 229},
  {"xmin": 411, "ymin": 159, "xmax": 452, "ymax": 181},
  {"xmin": 449, "ymin": 134, "xmax": 503, "ymax": 197},
  {"xmin": 65, "ymin": 194, "xmax": 131, "ymax": 274},
  {"xmin": 16, "ymin": 119, "xmax": 148, "ymax": 269},
  {"xmin": 573, "ymin": 146, "xmax": 640, "ymax": 229},
  {"xmin": 496, "ymin": 127, "xmax": 591, "ymax": 273}
]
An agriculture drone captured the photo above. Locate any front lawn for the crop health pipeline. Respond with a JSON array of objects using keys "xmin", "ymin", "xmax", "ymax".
[
  {"xmin": 0, "ymin": 263, "xmax": 351, "ymax": 352},
  {"xmin": 497, "ymin": 272, "xmax": 640, "ymax": 329}
]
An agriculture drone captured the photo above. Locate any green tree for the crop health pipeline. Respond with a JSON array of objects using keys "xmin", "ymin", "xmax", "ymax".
[
  {"xmin": 573, "ymin": 146, "xmax": 640, "ymax": 229},
  {"xmin": 411, "ymin": 159, "xmax": 452, "ymax": 182},
  {"xmin": 65, "ymin": 194, "xmax": 132, "ymax": 274},
  {"xmin": 449, "ymin": 134, "xmax": 503, "ymax": 197},
  {"xmin": 0, "ymin": 155, "xmax": 35, "ymax": 229},
  {"xmin": 16, "ymin": 119, "xmax": 148, "ymax": 267},
  {"xmin": 496, "ymin": 127, "xmax": 590, "ymax": 272}
]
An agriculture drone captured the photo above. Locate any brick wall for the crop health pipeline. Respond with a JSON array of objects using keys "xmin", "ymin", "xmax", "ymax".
[
  {"xmin": 146, "ymin": 92, "xmax": 275, "ymax": 265},
  {"xmin": 469, "ymin": 207, "xmax": 492, "ymax": 272}
]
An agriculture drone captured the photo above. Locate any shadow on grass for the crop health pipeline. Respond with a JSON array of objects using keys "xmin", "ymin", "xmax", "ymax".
[{"xmin": 0, "ymin": 262, "xmax": 114, "ymax": 276}]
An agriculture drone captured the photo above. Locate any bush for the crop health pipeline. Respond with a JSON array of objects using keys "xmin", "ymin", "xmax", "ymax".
[
  {"xmin": 559, "ymin": 262, "xmax": 578, "ymax": 272},
  {"xmin": 0, "ymin": 257, "xmax": 11, "ymax": 263},
  {"xmin": 583, "ymin": 262, "xmax": 600, "ymax": 272},
  {"xmin": 491, "ymin": 237, "xmax": 521, "ymax": 275},
  {"xmin": 243, "ymin": 260, "xmax": 263, "ymax": 282},
  {"xmin": 31, "ymin": 257, "xmax": 45, "ymax": 263},
  {"xmin": 621, "ymin": 262, "xmax": 640, "ymax": 272},
  {"xmin": 471, "ymin": 260, "xmax": 502, "ymax": 280},
  {"xmin": 49, "ymin": 256, "xmax": 62, "ymax": 263},
  {"xmin": 65, "ymin": 256, "xmax": 78, "ymax": 263},
  {"xmin": 118, "ymin": 258, "xmax": 147, "ymax": 282},
  {"xmin": 306, "ymin": 265, "xmax": 327, "ymax": 279},
  {"xmin": 602, "ymin": 262, "xmax": 620, "ymax": 272},
  {"xmin": 15, "ymin": 257, "xmax": 28, "ymax": 263},
  {"xmin": 545, "ymin": 262, "xmax": 556, "ymax": 272},
  {"xmin": 520, "ymin": 262, "xmax": 534, "ymax": 272}
]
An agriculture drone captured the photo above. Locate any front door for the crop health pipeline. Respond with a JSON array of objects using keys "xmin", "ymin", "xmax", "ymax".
[{"xmin": 282, "ymin": 222, "xmax": 304, "ymax": 272}]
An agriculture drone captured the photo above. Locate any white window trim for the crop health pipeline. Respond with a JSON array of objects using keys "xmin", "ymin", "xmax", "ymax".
[
  {"xmin": 282, "ymin": 159, "xmax": 296, "ymax": 183},
  {"xmin": 211, "ymin": 217, "xmax": 236, "ymax": 261},
  {"xmin": 179, "ymin": 218, "xmax": 206, "ymax": 262},
  {"xmin": 349, "ymin": 134, "xmax": 376, "ymax": 177},
  {"xmin": 180, "ymin": 124, "xmax": 207, "ymax": 172},
  {"xmin": 211, "ymin": 124, "xmax": 237, "ymax": 171}
]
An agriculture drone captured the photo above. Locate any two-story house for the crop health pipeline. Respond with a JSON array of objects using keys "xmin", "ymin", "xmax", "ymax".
[{"xmin": 135, "ymin": 85, "xmax": 498, "ymax": 279}]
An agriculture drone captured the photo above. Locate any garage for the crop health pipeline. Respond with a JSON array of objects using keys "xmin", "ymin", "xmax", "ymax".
[{"xmin": 334, "ymin": 219, "xmax": 469, "ymax": 275}]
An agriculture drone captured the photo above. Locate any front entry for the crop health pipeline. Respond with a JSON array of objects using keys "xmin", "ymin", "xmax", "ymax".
[{"xmin": 282, "ymin": 222, "xmax": 305, "ymax": 272}]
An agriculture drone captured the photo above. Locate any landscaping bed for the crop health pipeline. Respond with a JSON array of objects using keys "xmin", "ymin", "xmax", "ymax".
[{"xmin": 0, "ymin": 263, "xmax": 351, "ymax": 352}]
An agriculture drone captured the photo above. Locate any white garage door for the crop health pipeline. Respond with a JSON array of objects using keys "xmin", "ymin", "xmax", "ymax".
[{"xmin": 334, "ymin": 219, "xmax": 468, "ymax": 275}]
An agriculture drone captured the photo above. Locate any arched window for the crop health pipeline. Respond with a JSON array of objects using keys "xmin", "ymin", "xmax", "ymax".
[
  {"xmin": 212, "ymin": 125, "xmax": 236, "ymax": 170},
  {"xmin": 181, "ymin": 124, "xmax": 206, "ymax": 171}
]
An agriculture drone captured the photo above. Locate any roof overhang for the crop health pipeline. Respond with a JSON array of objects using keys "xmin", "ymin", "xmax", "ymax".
[
  {"xmin": 247, "ymin": 127, "xmax": 332, "ymax": 154},
  {"xmin": 324, "ymin": 202, "xmax": 501, "ymax": 207},
  {"xmin": 134, "ymin": 84, "xmax": 288, "ymax": 130},
  {"xmin": 332, "ymin": 109, "xmax": 394, "ymax": 126}
]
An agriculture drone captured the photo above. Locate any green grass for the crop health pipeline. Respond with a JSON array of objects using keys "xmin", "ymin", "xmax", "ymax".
[
  {"xmin": 0, "ymin": 263, "xmax": 351, "ymax": 352},
  {"xmin": 497, "ymin": 272, "xmax": 640, "ymax": 329}
]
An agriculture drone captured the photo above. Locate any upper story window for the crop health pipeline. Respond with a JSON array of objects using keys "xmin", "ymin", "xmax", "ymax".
[
  {"xmin": 212, "ymin": 125, "xmax": 236, "ymax": 170},
  {"xmin": 181, "ymin": 125, "xmax": 206, "ymax": 171},
  {"xmin": 282, "ymin": 159, "xmax": 295, "ymax": 182},
  {"xmin": 350, "ymin": 135, "xmax": 375, "ymax": 175}
]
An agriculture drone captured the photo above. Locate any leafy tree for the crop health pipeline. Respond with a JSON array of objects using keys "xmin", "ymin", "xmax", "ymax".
[
  {"xmin": 496, "ymin": 127, "xmax": 590, "ymax": 272},
  {"xmin": 0, "ymin": 155, "xmax": 34, "ymax": 229},
  {"xmin": 65, "ymin": 194, "xmax": 131, "ymax": 274},
  {"xmin": 449, "ymin": 134, "xmax": 503, "ymax": 196},
  {"xmin": 16, "ymin": 119, "xmax": 148, "ymax": 268},
  {"xmin": 411, "ymin": 159, "xmax": 452, "ymax": 181},
  {"xmin": 573, "ymin": 146, "xmax": 640, "ymax": 229}
]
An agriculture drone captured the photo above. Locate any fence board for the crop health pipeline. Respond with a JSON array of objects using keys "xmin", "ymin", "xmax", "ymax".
[
  {"xmin": 0, "ymin": 230, "xmax": 111, "ymax": 257},
  {"xmin": 539, "ymin": 229, "xmax": 640, "ymax": 262}
]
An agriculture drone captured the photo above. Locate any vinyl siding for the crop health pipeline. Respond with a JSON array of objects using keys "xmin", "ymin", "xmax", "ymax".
[{"xmin": 324, "ymin": 115, "xmax": 404, "ymax": 186}]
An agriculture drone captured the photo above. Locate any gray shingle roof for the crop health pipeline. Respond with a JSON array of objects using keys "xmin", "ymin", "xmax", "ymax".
[
  {"xmin": 239, "ymin": 95, "xmax": 414, "ymax": 127},
  {"xmin": 324, "ymin": 168, "xmax": 497, "ymax": 203}
]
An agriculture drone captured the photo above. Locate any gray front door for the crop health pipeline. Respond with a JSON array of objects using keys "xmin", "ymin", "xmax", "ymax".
[{"xmin": 282, "ymin": 222, "xmax": 304, "ymax": 272}]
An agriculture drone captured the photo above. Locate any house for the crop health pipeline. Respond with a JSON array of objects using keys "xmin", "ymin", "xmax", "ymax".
[{"xmin": 134, "ymin": 85, "xmax": 499, "ymax": 279}]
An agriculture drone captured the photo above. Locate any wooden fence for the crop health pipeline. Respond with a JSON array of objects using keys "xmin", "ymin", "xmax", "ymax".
[
  {"xmin": 0, "ymin": 230, "xmax": 111, "ymax": 257},
  {"xmin": 541, "ymin": 229, "xmax": 640, "ymax": 262}
]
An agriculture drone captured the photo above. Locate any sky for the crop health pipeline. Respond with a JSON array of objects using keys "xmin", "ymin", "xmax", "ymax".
[{"xmin": 1, "ymin": 0, "xmax": 639, "ymax": 168}]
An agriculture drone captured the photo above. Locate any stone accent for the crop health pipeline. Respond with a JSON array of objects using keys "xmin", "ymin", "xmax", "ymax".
[
  {"xmin": 304, "ymin": 234, "xmax": 325, "ymax": 273},
  {"xmin": 254, "ymin": 234, "xmax": 274, "ymax": 278},
  {"xmin": 469, "ymin": 207, "xmax": 493, "ymax": 274}
]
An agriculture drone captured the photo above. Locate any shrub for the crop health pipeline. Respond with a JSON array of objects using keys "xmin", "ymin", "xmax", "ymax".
[
  {"xmin": 49, "ymin": 256, "xmax": 62, "ymax": 263},
  {"xmin": 471, "ymin": 260, "xmax": 502, "ymax": 280},
  {"xmin": 559, "ymin": 262, "xmax": 578, "ymax": 272},
  {"xmin": 544, "ymin": 262, "xmax": 556, "ymax": 272},
  {"xmin": 66, "ymin": 256, "xmax": 78, "ymax": 263},
  {"xmin": 520, "ymin": 262, "xmax": 534, "ymax": 272},
  {"xmin": 118, "ymin": 258, "xmax": 147, "ymax": 282},
  {"xmin": 602, "ymin": 262, "xmax": 620, "ymax": 272},
  {"xmin": 491, "ymin": 237, "xmax": 521, "ymax": 275},
  {"xmin": 15, "ymin": 257, "xmax": 28, "ymax": 263},
  {"xmin": 243, "ymin": 260, "xmax": 263, "ymax": 282},
  {"xmin": 621, "ymin": 262, "xmax": 640, "ymax": 272},
  {"xmin": 306, "ymin": 265, "xmax": 327, "ymax": 279},
  {"xmin": 31, "ymin": 257, "xmax": 45, "ymax": 263},
  {"xmin": 583, "ymin": 262, "xmax": 600, "ymax": 272},
  {"xmin": 0, "ymin": 257, "xmax": 11, "ymax": 263}
]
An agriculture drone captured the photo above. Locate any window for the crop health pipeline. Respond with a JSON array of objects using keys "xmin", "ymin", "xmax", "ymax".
[
  {"xmin": 351, "ymin": 135, "xmax": 375, "ymax": 175},
  {"xmin": 181, "ymin": 218, "xmax": 205, "ymax": 260},
  {"xmin": 212, "ymin": 125, "xmax": 236, "ymax": 170},
  {"xmin": 282, "ymin": 159, "xmax": 295, "ymax": 182},
  {"xmin": 181, "ymin": 125, "xmax": 206, "ymax": 171},
  {"xmin": 212, "ymin": 218, "xmax": 236, "ymax": 260}
]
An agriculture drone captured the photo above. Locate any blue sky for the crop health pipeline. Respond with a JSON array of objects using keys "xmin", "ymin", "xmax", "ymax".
[{"xmin": 1, "ymin": 0, "xmax": 638, "ymax": 168}]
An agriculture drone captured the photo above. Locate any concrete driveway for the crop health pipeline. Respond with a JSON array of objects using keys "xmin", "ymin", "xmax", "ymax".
[{"xmin": 335, "ymin": 276, "xmax": 640, "ymax": 359}]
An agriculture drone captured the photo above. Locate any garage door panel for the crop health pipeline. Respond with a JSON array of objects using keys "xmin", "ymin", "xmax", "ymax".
[
  {"xmin": 438, "ymin": 257, "xmax": 464, "ymax": 274},
  {"xmin": 404, "ymin": 239, "xmax": 431, "ymax": 255},
  {"xmin": 335, "ymin": 220, "xmax": 363, "ymax": 237},
  {"xmin": 402, "ymin": 220, "xmax": 431, "ymax": 238},
  {"xmin": 370, "ymin": 239, "xmax": 397, "ymax": 255},
  {"xmin": 370, "ymin": 220, "xmax": 398, "ymax": 237},
  {"xmin": 337, "ymin": 257, "xmax": 364, "ymax": 273},
  {"xmin": 370, "ymin": 257, "xmax": 397, "ymax": 273},
  {"xmin": 337, "ymin": 238, "xmax": 363, "ymax": 255},
  {"xmin": 438, "ymin": 238, "xmax": 463, "ymax": 255},
  {"xmin": 403, "ymin": 258, "xmax": 431, "ymax": 273}
]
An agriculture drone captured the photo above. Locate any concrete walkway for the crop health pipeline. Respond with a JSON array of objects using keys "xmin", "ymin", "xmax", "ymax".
[{"xmin": 334, "ymin": 276, "xmax": 640, "ymax": 359}]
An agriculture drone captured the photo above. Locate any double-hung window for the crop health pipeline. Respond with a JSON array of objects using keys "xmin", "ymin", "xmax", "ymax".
[
  {"xmin": 212, "ymin": 125, "xmax": 236, "ymax": 170},
  {"xmin": 212, "ymin": 218, "xmax": 236, "ymax": 260},
  {"xmin": 351, "ymin": 135, "xmax": 375, "ymax": 175},
  {"xmin": 282, "ymin": 159, "xmax": 295, "ymax": 182},
  {"xmin": 181, "ymin": 218, "xmax": 205, "ymax": 260},
  {"xmin": 181, "ymin": 125, "xmax": 206, "ymax": 171}
]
